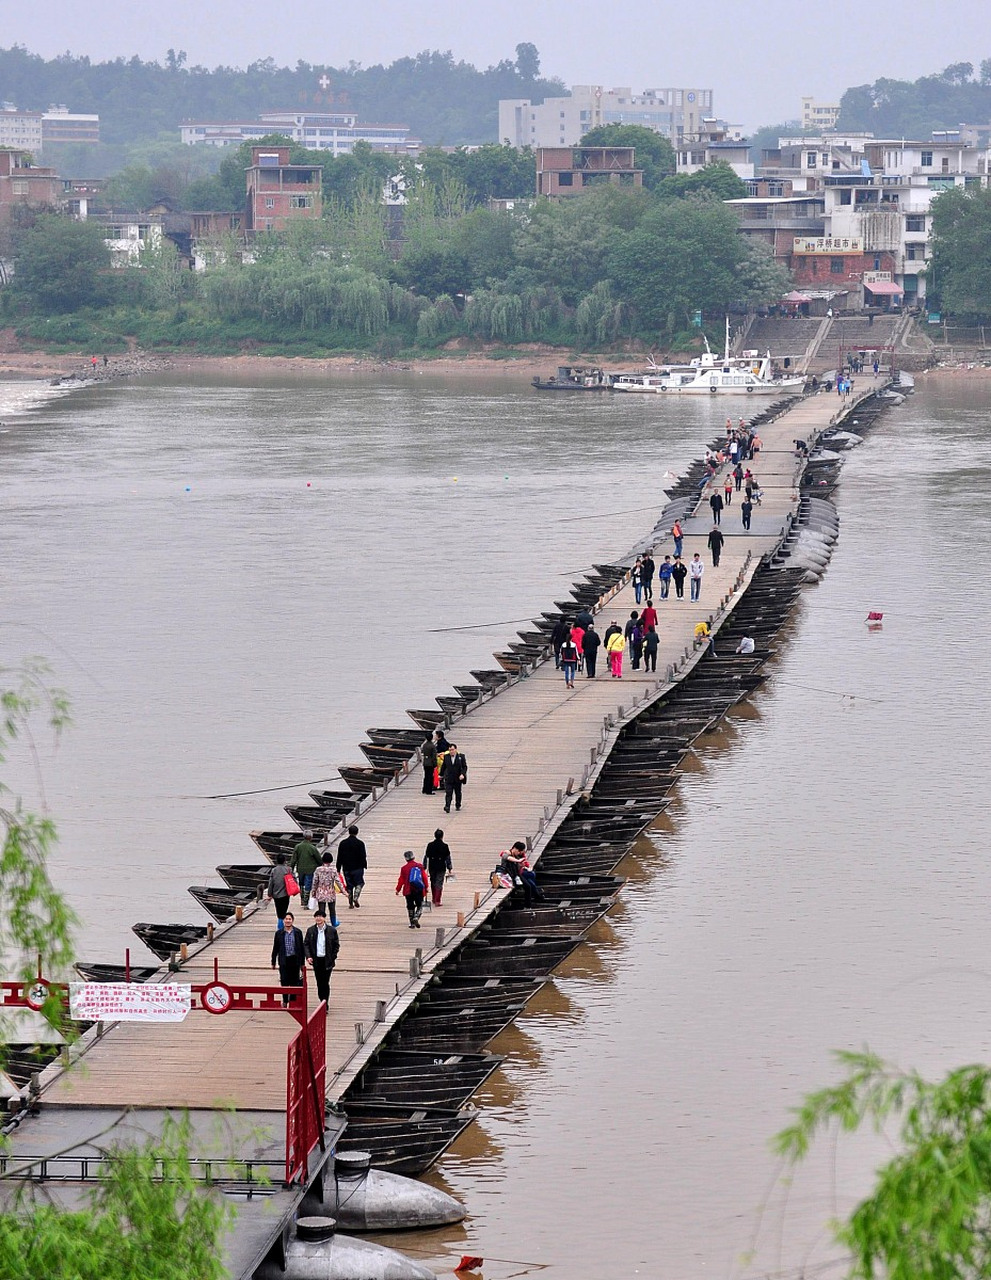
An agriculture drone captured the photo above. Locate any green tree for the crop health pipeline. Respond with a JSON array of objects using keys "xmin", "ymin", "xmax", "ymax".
[
  {"xmin": 9, "ymin": 215, "xmax": 112, "ymax": 314},
  {"xmin": 579, "ymin": 123, "xmax": 676, "ymax": 190},
  {"xmin": 735, "ymin": 237, "xmax": 793, "ymax": 307},
  {"xmin": 514, "ymin": 42, "xmax": 541, "ymax": 83},
  {"xmin": 929, "ymin": 185, "xmax": 991, "ymax": 320},
  {"xmin": 655, "ymin": 161, "xmax": 747, "ymax": 202},
  {"xmin": 775, "ymin": 1050, "xmax": 991, "ymax": 1280}
]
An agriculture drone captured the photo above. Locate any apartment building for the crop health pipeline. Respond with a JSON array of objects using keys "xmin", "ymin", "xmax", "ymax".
[
  {"xmin": 180, "ymin": 111, "xmax": 417, "ymax": 155},
  {"xmin": 535, "ymin": 146, "xmax": 643, "ymax": 197},
  {"xmin": 244, "ymin": 145, "xmax": 322, "ymax": 232},
  {"xmin": 800, "ymin": 97, "xmax": 841, "ymax": 131},
  {"xmin": 0, "ymin": 149, "xmax": 62, "ymax": 221},
  {"xmin": 500, "ymin": 86, "xmax": 714, "ymax": 149},
  {"xmin": 0, "ymin": 104, "xmax": 100, "ymax": 153}
]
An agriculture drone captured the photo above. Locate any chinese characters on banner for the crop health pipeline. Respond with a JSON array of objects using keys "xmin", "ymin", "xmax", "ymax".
[{"xmin": 68, "ymin": 983, "xmax": 192, "ymax": 1023}]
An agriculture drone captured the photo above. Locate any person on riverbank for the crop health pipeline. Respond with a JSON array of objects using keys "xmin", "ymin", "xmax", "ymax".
[
  {"xmin": 421, "ymin": 733, "xmax": 438, "ymax": 794},
  {"xmin": 632, "ymin": 555, "xmax": 644, "ymax": 604},
  {"xmin": 606, "ymin": 627, "xmax": 626, "ymax": 678},
  {"xmin": 639, "ymin": 552, "xmax": 655, "ymax": 603},
  {"xmin": 292, "ymin": 831, "xmax": 322, "ymax": 904},
  {"xmin": 424, "ymin": 829, "xmax": 453, "ymax": 906},
  {"xmin": 267, "ymin": 854, "xmax": 295, "ymax": 921},
  {"xmin": 337, "ymin": 824, "xmax": 368, "ymax": 908},
  {"xmin": 396, "ymin": 850, "xmax": 428, "ymax": 928},
  {"xmin": 671, "ymin": 557, "xmax": 687, "ymax": 599},
  {"xmin": 690, "ymin": 553, "xmax": 704, "ymax": 602},
  {"xmin": 708, "ymin": 525, "xmax": 725, "ymax": 567},
  {"xmin": 440, "ymin": 744, "xmax": 468, "ymax": 813},
  {"xmin": 271, "ymin": 911, "xmax": 304, "ymax": 1006},
  {"xmin": 551, "ymin": 617, "xmax": 570, "ymax": 669},
  {"xmin": 304, "ymin": 913, "xmax": 340, "ymax": 1005},
  {"xmin": 582, "ymin": 623, "xmax": 600, "ymax": 678},
  {"xmin": 741, "ymin": 497, "xmax": 753, "ymax": 531},
  {"xmin": 311, "ymin": 852, "xmax": 339, "ymax": 923},
  {"xmin": 644, "ymin": 625, "xmax": 659, "ymax": 673},
  {"xmin": 723, "ymin": 473, "xmax": 734, "ymax": 507},
  {"xmin": 672, "ymin": 519, "xmax": 684, "ymax": 558},
  {"xmin": 658, "ymin": 555, "xmax": 673, "ymax": 599},
  {"xmin": 560, "ymin": 635, "xmax": 580, "ymax": 688},
  {"xmin": 709, "ymin": 490, "xmax": 724, "ymax": 525}
]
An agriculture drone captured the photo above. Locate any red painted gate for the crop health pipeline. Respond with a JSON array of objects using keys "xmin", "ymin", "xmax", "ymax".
[{"xmin": 285, "ymin": 999, "xmax": 327, "ymax": 1185}]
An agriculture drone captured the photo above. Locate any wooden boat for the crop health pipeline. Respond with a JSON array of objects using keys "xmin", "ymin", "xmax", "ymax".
[
  {"xmin": 359, "ymin": 743, "xmax": 414, "ymax": 769},
  {"xmin": 453, "ymin": 685, "xmax": 484, "ymax": 703},
  {"xmin": 75, "ymin": 962, "xmax": 160, "ymax": 983},
  {"xmin": 493, "ymin": 653, "xmax": 529, "ymax": 675},
  {"xmin": 452, "ymin": 934, "xmax": 584, "ymax": 977},
  {"xmin": 306, "ymin": 789, "xmax": 358, "ymax": 809},
  {"xmin": 532, "ymin": 365, "xmax": 613, "ymax": 391},
  {"xmin": 335, "ymin": 1104, "xmax": 477, "ymax": 1174},
  {"xmin": 435, "ymin": 696, "xmax": 471, "ymax": 714},
  {"xmin": 188, "ymin": 885, "xmax": 257, "ymax": 922},
  {"xmin": 365, "ymin": 728, "xmax": 427, "ymax": 748},
  {"xmin": 417, "ymin": 975, "xmax": 546, "ymax": 1010},
  {"xmin": 345, "ymin": 1051, "xmax": 503, "ymax": 1110},
  {"xmin": 406, "ymin": 708, "xmax": 446, "ymax": 731},
  {"xmin": 392, "ymin": 1005, "xmax": 528, "ymax": 1051},
  {"xmin": 337, "ymin": 765, "xmax": 396, "ymax": 793},
  {"xmin": 285, "ymin": 804, "xmax": 350, "ymax": 831},
  {"xmin": 217, "ymin": 864, "xmax": 271, "ymax": 893},
  {"xmin": 132, "ymin": 922, "xmax": 209, "ymax": 960},
  {"xmin": 469, "ymin": 669, "xmax": 511, "ymax": 688},
  {"xmin": 251, "ymin": 830, "xmax": 311, "ymax": 858},
  {"xmin": 536, "ymin": 848, "xmax": 629, "ymax": 876}
]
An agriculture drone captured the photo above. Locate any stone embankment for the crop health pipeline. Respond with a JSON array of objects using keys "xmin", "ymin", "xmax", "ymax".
[{"xmin": 50, "ymin": 351, "xmax": 175, "ymax": 386}]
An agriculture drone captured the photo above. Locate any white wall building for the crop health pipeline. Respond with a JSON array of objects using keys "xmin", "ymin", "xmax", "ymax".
[
  {"xmin": 499, "ymin": 86, "xmax": 714, "ymax": 149},
  {"xmin": 801, "ymin": 97, "xmax": 841, "ymax": 131},
  {"xmin": 180, "ymin": 111, "xmax": 417, "ymax": 155},
  {"xmin": 0, "ymin": 105, "xmax": 43, "ymax": 152}
]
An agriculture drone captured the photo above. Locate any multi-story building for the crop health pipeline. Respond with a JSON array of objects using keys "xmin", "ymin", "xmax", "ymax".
[
  {"xmin": 675, "ymin": 123, "xmax": 753, "ymax": 178},
  {"xmin": 500, "ymin": 86, "xmax": 714, "ymax": 149},
  {"xmin": 742, "ymin": 131, "xmax": 991, "ymax": 305},
  {"xmin": 180, "ymin": 111, "xmax": 417, "ymax": 156},
  {"xmin": 535, "ymin": 146, "xmax": 642, "ymax": 197},
  {"xmin": 41, "ymin": 107, "xmax": 100, "ymax": 147},
  {"xmin": 244, "ymin": 145, "xmax": 322, "ymax": 232},
  {"xmin": 801, "ymin": 97, "xmax": 841, "ymax": 132},
  {"xmin": 0, "ymin": 105, "xmax": 43, "ymax": 152},
  {"xmin": 0, "ymin": 149, "xmax": 62, "ymax": 221}
]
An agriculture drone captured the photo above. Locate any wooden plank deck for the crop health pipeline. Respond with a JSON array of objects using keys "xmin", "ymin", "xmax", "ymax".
[{"xmin": 42, "ymin": 387, "xmax": 866, "ymax": 1111}]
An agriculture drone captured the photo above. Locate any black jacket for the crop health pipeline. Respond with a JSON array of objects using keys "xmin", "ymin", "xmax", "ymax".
[
  {"xmin": 422, "ymin": 740, "xmax": 438, "ymax": 771},
  {"xmin": 440, "ymin": 752, "xmax": 468, "ymax": 785},
  {"xmin": 708, "ymin": 528, "xmax": 725, "ymax": 550},
  {"xmin": 304, "ymin": 923, "xmax": 340, "ymax": 969},
  {"xmin": 336, "ymin": 835, "xmax": 367, "ymax": 874},
  {"xmin": 272, "ymin": 926, "xmax": 304, "ymax": 967},
  {"xmin": 671, "ymin": 561, "xmax": 688, "ymax": 585},
  {"xmin": 581, "ymin": 629, "xmax": 601, "ymax": 655},
  {"xmin": 424, "ymin": 837, "xmax": 453, "ymax": 876},
  {"xmin": 551, "ymin": 619, "xmax": 570, "ymax": 649},
  {"xmin": 575, "ymin": 608, "xmax": 594, "ymax": 631}
]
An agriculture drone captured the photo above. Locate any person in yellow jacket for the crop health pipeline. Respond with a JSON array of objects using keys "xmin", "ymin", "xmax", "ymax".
[{"xmin": 605, "ymin": 628, "xmax": 626, "ymax": 678}]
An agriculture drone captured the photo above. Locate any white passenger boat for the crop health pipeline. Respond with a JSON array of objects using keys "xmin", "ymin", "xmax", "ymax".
[{"xmin": 622, "ymin": 324, "xmax": 806, "ymax": 396}]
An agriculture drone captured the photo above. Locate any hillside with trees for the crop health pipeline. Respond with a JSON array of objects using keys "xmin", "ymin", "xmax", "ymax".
[
  {"xmin": 838, "ymin": 60, "xmax": 991, "ymax": 138},
  {"xmin": 0, "ymin": 42, "xmax": 564, "ymax": 148}
]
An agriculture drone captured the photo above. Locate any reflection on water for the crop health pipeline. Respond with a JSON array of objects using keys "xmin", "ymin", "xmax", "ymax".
[{"xmin": 4, "ymin": 373, "xmax": 991, "ymax": 1277}]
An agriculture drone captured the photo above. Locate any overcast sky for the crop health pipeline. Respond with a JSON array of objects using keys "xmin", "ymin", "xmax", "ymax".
[{"xmin": 8, "ymin": 0, "xmax": 990, "ymax": 131}]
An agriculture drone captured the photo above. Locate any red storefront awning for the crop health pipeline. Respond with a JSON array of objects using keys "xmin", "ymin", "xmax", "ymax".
[{"xmin": 865, "ymin": 281, "xmax": 903, "ymax": 295}]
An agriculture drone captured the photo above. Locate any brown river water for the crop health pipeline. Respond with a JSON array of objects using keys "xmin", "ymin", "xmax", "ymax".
[{"xmin": 2, "ymin": 370, "xmax": 989, "ymax": 1279}]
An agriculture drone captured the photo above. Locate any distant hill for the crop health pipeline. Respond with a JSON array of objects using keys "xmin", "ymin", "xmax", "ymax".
[
  {"xmin": 0, "ymin": 43, "xmax": 565, "ymax": 147},
  {"xmin": 838, "ymin": 60, "xmax": 991, "ymax": 138}
]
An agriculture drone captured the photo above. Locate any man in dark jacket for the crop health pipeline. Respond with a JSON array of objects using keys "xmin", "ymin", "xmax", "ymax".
[
  {"xmin": 709, "ymin": 490, "xmax": 724, "ymax": 525},
  {"xmin": 581, "ymin": 624, "xmax": 601, "ymax": 678},
  {"xmin": 708, "ymin": 525, "xmax": 725, "ymax": 567},
  {"xmin": 304, "ymin": 913, "xmax": 340, "ymax": 1005},
  {"xmin": 574, "ymin": 605, "xmax": 594, "ymax": 632},
  {"xmin": 440, "ymin": 745, "xmax": 467, "ymax": 813},
  {"xmin": 271, "ymin": 911, "xmax": 305, "ymax": 1006},
  {"xmin": 551, "ymin": 617, "xmax": 570, "ymax": 668},
  {"xmin": 336, "ymin": 824, "xmax": 368, "ymax": 908},
  {"xmin": 671, "ymin": 557, "xmax": 688, "ymax": 599},
  {"xmin": 424, "ymin": 828, "xmax": 453, "ymax": 905},
  {"xmin": 639, "ymin": 553, "xmax": 655, "ymax": 602},
  {"xmin": 421, "ymin": 734, "xmax": 438, "ymax": 795}
]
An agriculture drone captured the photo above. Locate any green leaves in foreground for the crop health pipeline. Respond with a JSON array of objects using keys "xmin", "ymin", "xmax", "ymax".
[
  {"xmin": 0, "ymin": 1116, "xmax": 231, "ymax": 1280},
  {"xmin": 775, "ymin": 1050, "xmax": 991, "ymax": 1280}
]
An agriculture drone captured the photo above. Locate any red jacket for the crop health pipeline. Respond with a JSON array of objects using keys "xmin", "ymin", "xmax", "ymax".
[
  {"xmin": 396, "ymin": 860, "xmax": 429, "ymax": 896},
  {"xmin": 640, "ymin": 605, "xmax": 658, "ymax": 630}
]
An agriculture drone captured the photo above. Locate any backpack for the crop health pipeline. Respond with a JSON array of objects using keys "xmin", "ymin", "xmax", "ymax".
[{"xmin": 408, "ymin": 863, "xmax": 425, "ymax": 889}]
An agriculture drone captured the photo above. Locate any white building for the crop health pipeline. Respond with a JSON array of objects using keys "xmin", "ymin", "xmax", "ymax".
[
  {"xmin": 801, "ymin": 97, "xmax": 841, "ymax": 132},
  {"xmin": 499, "ymin": 86, "xmax": 714, "ymax": 149},
  {"xmin": 0, "ymin": 105, "xmax": 43, "ymax": 152},
  {"xmin": 675, "ymin": 123, "xmax": 753, "ymax": 178},
  {"xmin": 180, "ymin": 111, "xmax": 417, "ymax": 156}
]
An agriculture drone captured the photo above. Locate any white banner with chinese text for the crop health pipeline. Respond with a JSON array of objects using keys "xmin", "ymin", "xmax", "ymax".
[{"xmin": 69, "ymin": 982, "xmax": 191, "ymax": 1023}]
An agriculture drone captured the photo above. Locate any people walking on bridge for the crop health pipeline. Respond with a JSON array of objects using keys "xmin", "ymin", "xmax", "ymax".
[
  {"xmin": 396, "ymin": 850, "xmax": 429, "ymax": 928},
  {"xmin": 606, "ymin": 627, "xmax": 626, "ymax": 678},
  {"xmin": 582, "ymin": 623, "xmax": 600, "ymax": 678},
  {"xmin": 708, "ymin": 525, "xmax": 725, "ymax": 567},
  {"xmin": 741, "ymin": 497, "xmax": 753, "ymax": 531},
  {"xmin": 632, "ymin": 555, "xmax": 644, "ymax": 603},
  {"xmin": 639, "ymin": 552, "xmax": 655, "ymax": 602},
  {"xmin": 569, "ymin": 621, "xmax": 586, "ymax": 672},
  {"xmin": 625, "ymin": 611, "xmax": 645, "ymax": 671},
  {"xmin": 644, "ymin": 625, "xmax": 659, "ymax": 673},
  {"xmin": 709, "ymin": 490, "xmax": 724, "ymax": 525},
  {"xmin": 424, "ymin": 829, "xmax": 453, "ymax": 906},
  {"xmin": 421, "ymin": 733, "xmax": 438, "ymax": 794},
  {"xmin": 440, "ymin": 744, "xmax": 468, "ymax": 813},
  {"xmin": 271, "ymin": 911, "xmax": 304, "ymax": 1006},
  {"xmin": 734, "ymin": 462, "xmax": 744, "ymax": 492},
  {"xmin": 723, "ymin": 474, "xmax": 734, "ymax": 507},
  {"xmin": 267, "ymin": 854, "xmax": 295, "ymax": 921},
  {"xmin": 292, "ymin": 832, "xmax": 322, "ymax": 904},
  {"xmin": 560, "ymin": 635, "xmax": 580, "ymax": 688},
  {"xmin": 690, "ymin": 553, "xmax": 704, "ymax": 602},
  {"xmin": 672, "ymin": 519, "xmax": 684, "ymax": 558},
  {"xmin": 304, "ymin": 913, "xmax": 340, "ymax": 1005},
  {"xmin": 671, "ymin": 557, "xmax": 687, "ymax": 599},
  {"xmin": 658, "ymin": 555, "xmax": 673, "ymax": 599},
  {"xmin": 551, "ymin": 617, "xmax": 570, "ymax": 669},
  {"xmin": 337, "ymin": 824, "xmax": 368, "ymax": 909},
  {"xmin": 640, "ymin": 600, "xmax": 658, "ymax": 633},
  {"xmin": 575, "ymin": 604, "xmax": 594, "ymax": 632},
  {"xmin": 311, "ymin": 852, "xmax": 340, "ymax": 924}
]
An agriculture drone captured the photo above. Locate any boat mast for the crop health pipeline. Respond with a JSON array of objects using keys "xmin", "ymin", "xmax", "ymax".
[{"xmin": 724, "ymin": 316, "xmax": 730, "ymax": 361}]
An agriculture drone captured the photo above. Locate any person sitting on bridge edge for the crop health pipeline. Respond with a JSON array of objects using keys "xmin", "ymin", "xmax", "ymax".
[
  {"xmin": 736, "ymin": 636, "xmax": 756, "ymax": 654},
  {"xmin": 304, "ymin": 913, "xmax": 340, "ymax": 1006},
  {"xmin": 501, "ymin": 842, "xmax": 545, "ymax": 907},
  {"xmin": 396, "ymin": 850, "xmax": 429, "ymax": 928},
  {"xmin": 271, "ymin": 911, "xmax": 305, "ymax": 1007}
]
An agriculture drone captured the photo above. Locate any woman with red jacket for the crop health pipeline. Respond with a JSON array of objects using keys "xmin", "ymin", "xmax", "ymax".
[{"xmin": 396, "ymin": 850, "xmax": 429, "ymax": 929}]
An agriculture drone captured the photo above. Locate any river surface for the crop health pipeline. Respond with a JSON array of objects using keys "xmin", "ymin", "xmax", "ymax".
[{"xmin": 2, "ymin": 369, "xmax": 989, "ymax": 1279}]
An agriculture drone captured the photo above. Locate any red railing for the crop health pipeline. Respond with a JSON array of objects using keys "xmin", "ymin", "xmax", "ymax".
[{"xmin": 285, "ymin": 1000, "xmax": 327, "ymax": 1185}]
